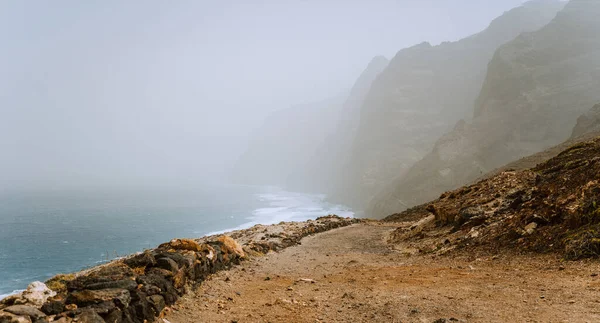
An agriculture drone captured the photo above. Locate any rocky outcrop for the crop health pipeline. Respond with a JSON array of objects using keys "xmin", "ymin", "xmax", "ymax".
[
  {"xmin": 572, "ymin": 104, "xmax": 600, "ymax": 139},
  {"xmin": 368, "ymin": 0, "xmax": 600, "ymax": 218},
  {"xmin": 386, "ymin": 135, "xmax": 600, "ymax": 260},
  {"xmin": 334, "ymin": 0, "xmax": 565, "ymax": 211},
  {"xmin": 0, "ymin": 216, "xmax": 359, "ymax": 323}
]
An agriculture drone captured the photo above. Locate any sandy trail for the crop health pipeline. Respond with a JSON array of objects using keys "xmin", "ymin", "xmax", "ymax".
[{"xmin": 167, "ymin": 223, "xmax": 600, "ymax": 323}]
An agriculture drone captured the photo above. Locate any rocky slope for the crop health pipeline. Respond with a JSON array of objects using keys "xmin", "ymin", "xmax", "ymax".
[
  {"xmin": 369, "ymin": 0, "xmax": 600, "ymax": 218},
  {"xmin": 333, "ymin": 0, "xmax": 565, "ymax": 211},
  {"xmin": 572, "ymin": 103, "xmax": 600, "ymax": 139},
  {"xmin": 386, "ymin": 133, "xmax": 600, "ymax": 261}
]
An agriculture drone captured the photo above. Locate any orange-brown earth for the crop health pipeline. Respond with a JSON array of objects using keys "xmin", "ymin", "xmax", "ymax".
[{"xmin": 166, "ymin": 222, "xmax": 600, "ymax": 323}]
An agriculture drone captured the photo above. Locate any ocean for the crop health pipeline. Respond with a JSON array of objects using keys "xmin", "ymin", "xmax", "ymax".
[{"xmin": 0, "ymin": 185, "xmax": 353, "ymax": 297}]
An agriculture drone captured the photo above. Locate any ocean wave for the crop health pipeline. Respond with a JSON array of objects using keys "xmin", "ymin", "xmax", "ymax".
[{"xmin": 206, "ymin": 188, "xmax": 353, "ymax": 236}]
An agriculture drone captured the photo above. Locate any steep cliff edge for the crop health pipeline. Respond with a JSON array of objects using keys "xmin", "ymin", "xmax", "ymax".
[
  {"xmin": 333, "ymin": 0, "xmax": 565, "ymax": 210},
  {"xmin": 369, "ymin": 0, "xmax": 600, "ymax": 218},
  {"xmin": 288, "ymin": 56, "xmax": 389, "ymax": 193}
]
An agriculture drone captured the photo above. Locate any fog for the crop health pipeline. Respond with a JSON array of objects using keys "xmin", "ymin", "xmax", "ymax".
[{"xmin": 0, "ymin": 0, "xmax": 526, "ymax": 191}]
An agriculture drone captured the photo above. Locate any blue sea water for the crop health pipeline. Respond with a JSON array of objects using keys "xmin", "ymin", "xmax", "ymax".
[{"xmin": 0, "ymin": 185, "xmax": 353, "ymax": 297}]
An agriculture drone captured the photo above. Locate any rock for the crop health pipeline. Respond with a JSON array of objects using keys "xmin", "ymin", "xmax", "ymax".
[
  {"xmin": 217, "ymin": 236, "xmax": 246, "ymax": 259},
  {"xmin": 104, "ymin": 308, "xmax": 123, "ymax": 323},
  {"xmin": 51, "ymin": 318, "xmax": 70, "ymax": 323},
  {"xmin": 128, "ymin": 290, "xmax": 155, "ymax": 322},
  {"xmin": 525, "ymin": 222, "xmax": 538, "ymax": 234},
  {"xmin": 74, "ymin": 310, "xmax": 104, "ymax": 323},
  {"xmin": 456, "ymin": 206, "xmax": 484, "ymax": 226},
  {"xmin": 0, "ymin": 312, "xmax": 32, "ymax": 323},
  {"xmin": 68, "ymin": 266, "xmax": 134, "ymax": 291},
  {"xmin": 44, "ymin": 274, "xmax": 75, "ymax": 294},
  {"xmin": 66, "ymin": 289, "xmax": 130, "ymax": 307},
  {"xmin": 469, "ymin": 229, "xmax": 480, "ymax": 239},
  {"xmin": 3, "ymin": 306, "xmax": 45, "ymax": 320},
  {"xmin": 136, "ymin": 275, "xmax": 178, "ymax": 305},
  {"xmin": 155, "ymin": 258, "xmax": 179, "ymax": 273},
  {"xmin": 161, "ymin": 239, "xmax": 202, "ymax": 252},
  {"xmin": 154, "ymin": 252, "xmax": 189, "ymax": 269},
  {"xmin": 41, "ymin": 301, "xmax": 65, "ymax": 315},
  {"xmin": 21, "ymin": 282, "xmax": 56, "ymax": 307},
  {"xmin": 81, "ymin": 279, "xmax": 138, "ymax": 292},
  {"xmin": 296, "ymin": 278, "xmax": 317, "ymax": 284},
  {"xmin": 531, "ymin": 214, "xmax": 550, "ymax": 225},
  {"xmin": 123, "ymin": 251, "xmax": 156, "ymax": 269},
  {"xmin": 32, "ymin": 318, "xmax": 49, "ymax": 323},
  {"xmin": 147, "ymin": 295, "xmax": 165, "ymax": 314},
  {"xmin": 90, "ymin": 264, "xmax": 134, "ymax": 279},
  {"xmin": 172, "ymin": 269, "xmax": 186, "ymax": 289}
]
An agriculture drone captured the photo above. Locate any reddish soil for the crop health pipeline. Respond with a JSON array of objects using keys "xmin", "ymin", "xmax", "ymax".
[{"xmin": 166, "ymin": 223, "xmax": 600, "ymax": 323}]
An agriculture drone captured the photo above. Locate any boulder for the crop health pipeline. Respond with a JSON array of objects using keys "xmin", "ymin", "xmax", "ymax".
[
  {"xmin": 217, "ymin": 236, "xmax": 246, "ymax": 259},
  {"xmin": 147, "ymin": 295, "xmax": 165, "ymax": 314},
  {"xmin": 21, "ymin": 282, "xmax": 56, "ymax": 307},
  {"xmin": 136, "ymin": 275, "xmax": 178, "ymax": 305},
  {"xmin": 123, "ymin": 251, "xmax": 156, "ymax": 269},
  {"xmin": 160, "ymin": 239, "xmax": 202, "ymax": 252},
  {"xmin": 66, "ymin": 289, "xmax": 130, "ymax": 308},
  {"xmin": 0, "ymin": 312, "xmax": 32, "ymax": 323},
  {"xmin": 74, "ymin": 310, "xmax": 104, "ymax": 323},
  {"xmin": 40, "ymin": 301, "xmax": 64, "ymax": 315},
  {"xmin": 3, "ymin": 305, "xmax": 45, "ymax": 320},
  {"xmin": 104, "ymin": 308, "xmax": 123, "ymax": 323},
  {"xmin": 155, "ymin": 258, "xmax": 179, "ymax": 273}
]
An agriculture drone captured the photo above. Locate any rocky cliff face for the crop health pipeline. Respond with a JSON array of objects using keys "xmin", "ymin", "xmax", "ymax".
[
  {"xmin": 333, "ymin": 0, "xmax": 565, "ymax": 211},
  {"xmin": 572, "ymin": 104, "xmax": 600, "ymax": 139},
  {"xmin": 369, "ymin": 0, "xmax": 600, "ymax": 218},
  {"xmin": 287, "ymin": 56, "xmax": 389, "ymax": 193}
]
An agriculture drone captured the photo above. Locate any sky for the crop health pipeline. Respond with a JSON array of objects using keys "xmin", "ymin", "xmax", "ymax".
[{"xmin": 0, "ymin": 0, "xmax": 530, "ymax": 190}]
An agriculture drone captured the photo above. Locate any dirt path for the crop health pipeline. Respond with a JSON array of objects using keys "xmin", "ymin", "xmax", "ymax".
[{"xmin": 166, "ymin": 223, "xmax": 600, "ymax": 323}]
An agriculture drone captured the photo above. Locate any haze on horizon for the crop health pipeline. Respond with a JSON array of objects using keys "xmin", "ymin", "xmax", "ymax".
[{"xmin": 0, "ymin": 0, "xmax": 530, "ymax": 192}]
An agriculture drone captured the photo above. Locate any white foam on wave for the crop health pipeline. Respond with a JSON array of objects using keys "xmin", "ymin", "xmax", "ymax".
[{"xmin": 206, "ymin": 187, "xmax": 353, "ymax": 236}]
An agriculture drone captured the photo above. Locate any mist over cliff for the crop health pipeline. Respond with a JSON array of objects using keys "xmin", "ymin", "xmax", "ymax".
[{"xmin": 369, "ymin": 0, "xmax": 600, "ymax": 218}]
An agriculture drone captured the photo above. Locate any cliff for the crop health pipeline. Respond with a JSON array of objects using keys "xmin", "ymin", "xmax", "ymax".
[
  {"xmin": 332, "ymin": 0, "xmax": 565, "ymax": 210},
  {"xmin": 287, "ymin": 56, "xmax": 389, "ymax": 194},
  {"xmin": 369, "ymin": 0, "xmax": 600, "ymax": 218}
]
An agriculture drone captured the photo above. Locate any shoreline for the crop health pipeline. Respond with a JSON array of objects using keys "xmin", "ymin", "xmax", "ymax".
[
  {"xmin": 0, "ymin": 215, "xmax": 360, "ymax": 323},
  {"xmin": 0, "ymin": 186, "xmax": 354, "ymax": 297}
]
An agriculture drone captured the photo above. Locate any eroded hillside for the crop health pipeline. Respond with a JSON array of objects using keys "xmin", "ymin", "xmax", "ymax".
[{"xmin": 387, "ymin": 135, "xmax": 600, "ymax": 260}]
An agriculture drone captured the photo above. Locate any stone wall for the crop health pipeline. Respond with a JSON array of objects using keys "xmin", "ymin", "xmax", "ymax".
[{"xmin": 0, "ymin": 216, "xmax": 360, "ymax": 323}]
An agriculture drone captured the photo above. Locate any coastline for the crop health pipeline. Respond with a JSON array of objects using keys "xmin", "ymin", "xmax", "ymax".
[
  {"xmin": 0, "ymin": 186, "xmax": 354, "ymax": 298},
  {"xmin": 0, "ymin": 215, "xmax": 360, "ymax": 323}
]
